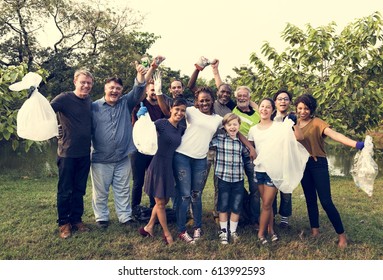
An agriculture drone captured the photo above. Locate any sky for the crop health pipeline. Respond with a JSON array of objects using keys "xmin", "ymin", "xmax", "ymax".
[{"xmin": 123, "ymin": 0, "xmax": 383, "ymax": 81}]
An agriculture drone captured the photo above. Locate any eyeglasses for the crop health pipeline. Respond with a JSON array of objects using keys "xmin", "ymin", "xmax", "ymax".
[
  {"xmin": 276, "ymin": 97, "xmax": 290, "ymax": 102},
  {"xmin": 219, "ymin": 90, "xmax": 232, "ymax": 94}
]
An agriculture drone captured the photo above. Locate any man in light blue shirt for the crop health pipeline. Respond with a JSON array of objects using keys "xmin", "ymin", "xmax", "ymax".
[{"xmin": 90, "ymin": 61, "xmax": 153, "ymax": 228}]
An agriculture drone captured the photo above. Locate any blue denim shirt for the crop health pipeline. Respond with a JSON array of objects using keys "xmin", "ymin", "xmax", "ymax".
[{"xmin": 91, "ymin": 80, "xmax": 145, "ymax": 163}]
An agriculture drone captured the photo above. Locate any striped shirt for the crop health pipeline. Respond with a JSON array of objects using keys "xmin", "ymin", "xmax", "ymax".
[{"xmin": 210, "ymin": 133, "xmax": 245, "ymax": 182}]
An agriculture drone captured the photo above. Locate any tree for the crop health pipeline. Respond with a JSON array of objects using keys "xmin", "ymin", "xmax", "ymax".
[
  {"xmin": 231, "ymin": 12, "xmax": 383, "ymax": 136},
  {"xmin": 0, "ymin": 0, "xmax": 158, "ymax": 97},
  {"xmin": 0, "ymin": 0, "xmax": 160, "ymax": 151}
]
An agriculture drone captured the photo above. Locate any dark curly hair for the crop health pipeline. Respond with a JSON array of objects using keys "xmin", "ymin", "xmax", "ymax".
[
  {"xmin": 294, "ymin": 94, "xmax": 317, "ymax": 116},
  {"xmin": 194, "ymin": 86, "xmax": 215, "ymax": 114}
]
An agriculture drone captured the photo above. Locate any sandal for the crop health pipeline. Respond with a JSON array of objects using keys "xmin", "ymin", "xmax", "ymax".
[
  {"xmin": 258, "ymin": 236, "xmax": 268, "ymax": 245},
  {"xmin": 271, "ymin": 233, "xmax": 279, "ymax": 242}
]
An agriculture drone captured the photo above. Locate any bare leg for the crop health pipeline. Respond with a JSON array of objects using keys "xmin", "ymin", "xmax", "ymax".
[
  {"xmin": 311, "ymin": 227, "xmax": 320, "ymax": 237},
  {"xmin": 230, "ymin": 213, "xmax": 239, "ymax": 222},
  {"xmin": 258, "ymin": 185, "xmax": 277, "ymax": 239},
  {"xmin": 154, "ymin": 197, "xmax": 173, "ymax": 244},
  {"xmin": 338, "ymin": 233, "xmax": 347, "ymax": 249},
  {"xmin": 219, "ymin": 212, "xmax": 228, "ymax": 224}
]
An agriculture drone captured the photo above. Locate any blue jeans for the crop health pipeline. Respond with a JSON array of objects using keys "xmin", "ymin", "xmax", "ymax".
[
  {"xmin": 243, "ymin": 154, "xmax": 260, "ymax": 224},
  {"xmin": 173, "ymin": 152, "xmax": 208, "ymax": 233},
  {"xmin": 57, "ymin": 156, "xmax": 90, "ymax": 226},
  {"xmin": 217, "ymin": 178, "xmax": 244, "ymax": 214},
  {"xmin": 273, "ymin": 191, "xmax": 292, "ymax": 217},
  {"xmin": 301, "ymin": 157, "xmax": 344, "ymax": 234},
  {"xmin": 90, "ymin": 156, "xmax": 133, "ymax": 223}
]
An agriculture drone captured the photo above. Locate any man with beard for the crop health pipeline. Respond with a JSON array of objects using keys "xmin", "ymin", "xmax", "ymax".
[
  {"xmin": 130, "ymin": 81, "xmax": 166, "ymax": 218},
  {"xmin": 231, "ymin": 86, "xmax": 261, "ymax": 229}
]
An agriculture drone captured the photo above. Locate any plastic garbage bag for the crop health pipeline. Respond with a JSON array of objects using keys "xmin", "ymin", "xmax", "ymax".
[
  {"xmin": 132, "ymin": 113, "xmax": 158, "ymax": 155},
  {"xmin": 9, "ymin": 72, "xmax": 58, "ymax": 141},
  {"xmin": 350, "ymin": 135, "xmax": 379, "ymax": 197},
  {"xmin": 254, "ymin": 118, "xmax": 310, "ymax": 193}
]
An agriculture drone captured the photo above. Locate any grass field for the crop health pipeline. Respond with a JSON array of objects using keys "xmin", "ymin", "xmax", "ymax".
[{"xmin": 0, "ymin": 170, "xmax": 382, "ymax": 261}]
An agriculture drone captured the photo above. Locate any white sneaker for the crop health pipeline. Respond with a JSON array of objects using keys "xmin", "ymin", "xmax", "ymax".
[
  {"xmin": 193, "ymin": 228, "xmax": 202, "ymax": 241},
  {"xmin": 219, "ymin": 229, "xmax": 228, "ymax": 244},
  {"xmin": 178, "ymin": 231, "xmax": 195, "ymax": 244},
  {"xmin": 230, "ymin": 231, "xmax": 239, "ymax": 243}
]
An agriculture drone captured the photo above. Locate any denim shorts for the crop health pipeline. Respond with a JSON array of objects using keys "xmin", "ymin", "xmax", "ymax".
[
  {"xmin": 217, "ymin": 178, "xmax": 244, "ymax": 214},
  {"xmin": 254, "ymin": 172, "xmax": 275, "ymax": 187}
]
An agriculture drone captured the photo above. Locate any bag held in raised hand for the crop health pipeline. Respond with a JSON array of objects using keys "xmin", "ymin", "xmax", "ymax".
[{"xmin": 9, "ymin": 72, "xmax": 58, "ymax": 141}]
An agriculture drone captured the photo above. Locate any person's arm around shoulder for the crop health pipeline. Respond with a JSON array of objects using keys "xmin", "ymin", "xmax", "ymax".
[
  {"xmin": 238, "ymin": 132, "xmax": 257, "ymax": 160},
  {"xmin": 249, "ymin": 100, "xmax": 259, "ymax": 111}
]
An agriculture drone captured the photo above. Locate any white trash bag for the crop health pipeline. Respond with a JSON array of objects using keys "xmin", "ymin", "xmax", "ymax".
[
  {"xmin": 350, "ymin": 135, "xmax": 379, "ymax": 197},
  {"xmin": 9, "ymin": 72, "xmax": 58, "ymax": 141},
  {"xmin": 254, "ymin": 118, "xmax": 310, "ymax": 193},
  {"xmin": 132, "ymin": 113, "xmax": 158, "ymax": 155}
]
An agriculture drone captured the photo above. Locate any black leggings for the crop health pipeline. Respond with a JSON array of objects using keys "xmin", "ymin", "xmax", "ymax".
[{"xmin": 301, "ymin": 157, "xmax": 345, "ymax": 234}]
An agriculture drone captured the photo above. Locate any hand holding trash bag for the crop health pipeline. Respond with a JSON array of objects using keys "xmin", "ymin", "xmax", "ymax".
[
  {"xmin": 356, "ymin": 141, "xmax": 365, "ymax": 150},
  {"xmin": 136, "ymin": 102, "xmax": 148, "ymax": 119}
]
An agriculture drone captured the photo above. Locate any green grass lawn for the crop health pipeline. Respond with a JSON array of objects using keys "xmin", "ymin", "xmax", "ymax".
[{"xmin": 0, "ymin": 172, "xmax": 382, "ymax": 260}]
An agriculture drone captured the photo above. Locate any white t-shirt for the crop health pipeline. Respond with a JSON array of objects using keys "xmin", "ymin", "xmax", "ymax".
[
  {"xmin": 248, "ymin": 122, "xmax": 283, "ymax": 172},
  {"xmin": 176, "ymin": 106, "xmax": 222, "ymax": 159}
]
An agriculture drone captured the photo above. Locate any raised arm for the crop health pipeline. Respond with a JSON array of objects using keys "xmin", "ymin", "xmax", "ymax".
[
  {"xmin": 211, "ymin": 59, "xmax": 223, "ymax": 88},
  {"xmin": 145, "ymin": 55, "xmax": 166, "ymax": 82},
  {"xmin": 153, "ymin": 71, "xmax": 171, "ymax": 117},
  {"xmin": 187, "ymin": 68, "xmax": 200, "ymax": 94},
  {"xmin": 135, "ymin": 61, "xmax": 147, "ymax": 84},
  {"xmin": 188, "ymin": 56, "xmax": 211, "ymax": 93}
]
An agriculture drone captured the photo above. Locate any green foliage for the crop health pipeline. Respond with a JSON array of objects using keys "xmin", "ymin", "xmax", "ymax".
[
  {"xmin": 0, "ymin": 0, "xmax": 158, "ymax": 98},
  {"xmin": 231, "ymin": 12, "xmax": 383, "ymax": 137}
]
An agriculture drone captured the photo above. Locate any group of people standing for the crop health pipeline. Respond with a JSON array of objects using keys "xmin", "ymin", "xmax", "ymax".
[{"xmin": 49, "ymin": 56, "xmax": 364, "ymax": 249}]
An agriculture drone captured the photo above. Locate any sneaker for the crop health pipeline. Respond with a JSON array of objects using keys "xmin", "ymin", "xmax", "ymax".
[
  {"xmin": 178, "ymin": 231, "xmax": 195, "ymax": 244},
  {"xmin": 72, "ymin": 222, "xmax": 90, "ymax": 232},
  {"xmin": 59, "ymin": 223, "xmax": 72, "ymax": 239},
  {"xmin": 193, "ymin": 228, "xmax": 202, "ymax": 241},
  {"xmin": 279, "ymin": 221, "xmax": 290, "ymax": 229},
  {"xmin": 121, "ymin": 219, "xmax": 138, "ymax": 226},
  {"xmin": 230, "ymin": 231, "xmax": 239, "ymax": 243},
  {"xmin": 219, "ymin": 229, "xmax": 228, "ymax": 244}
]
